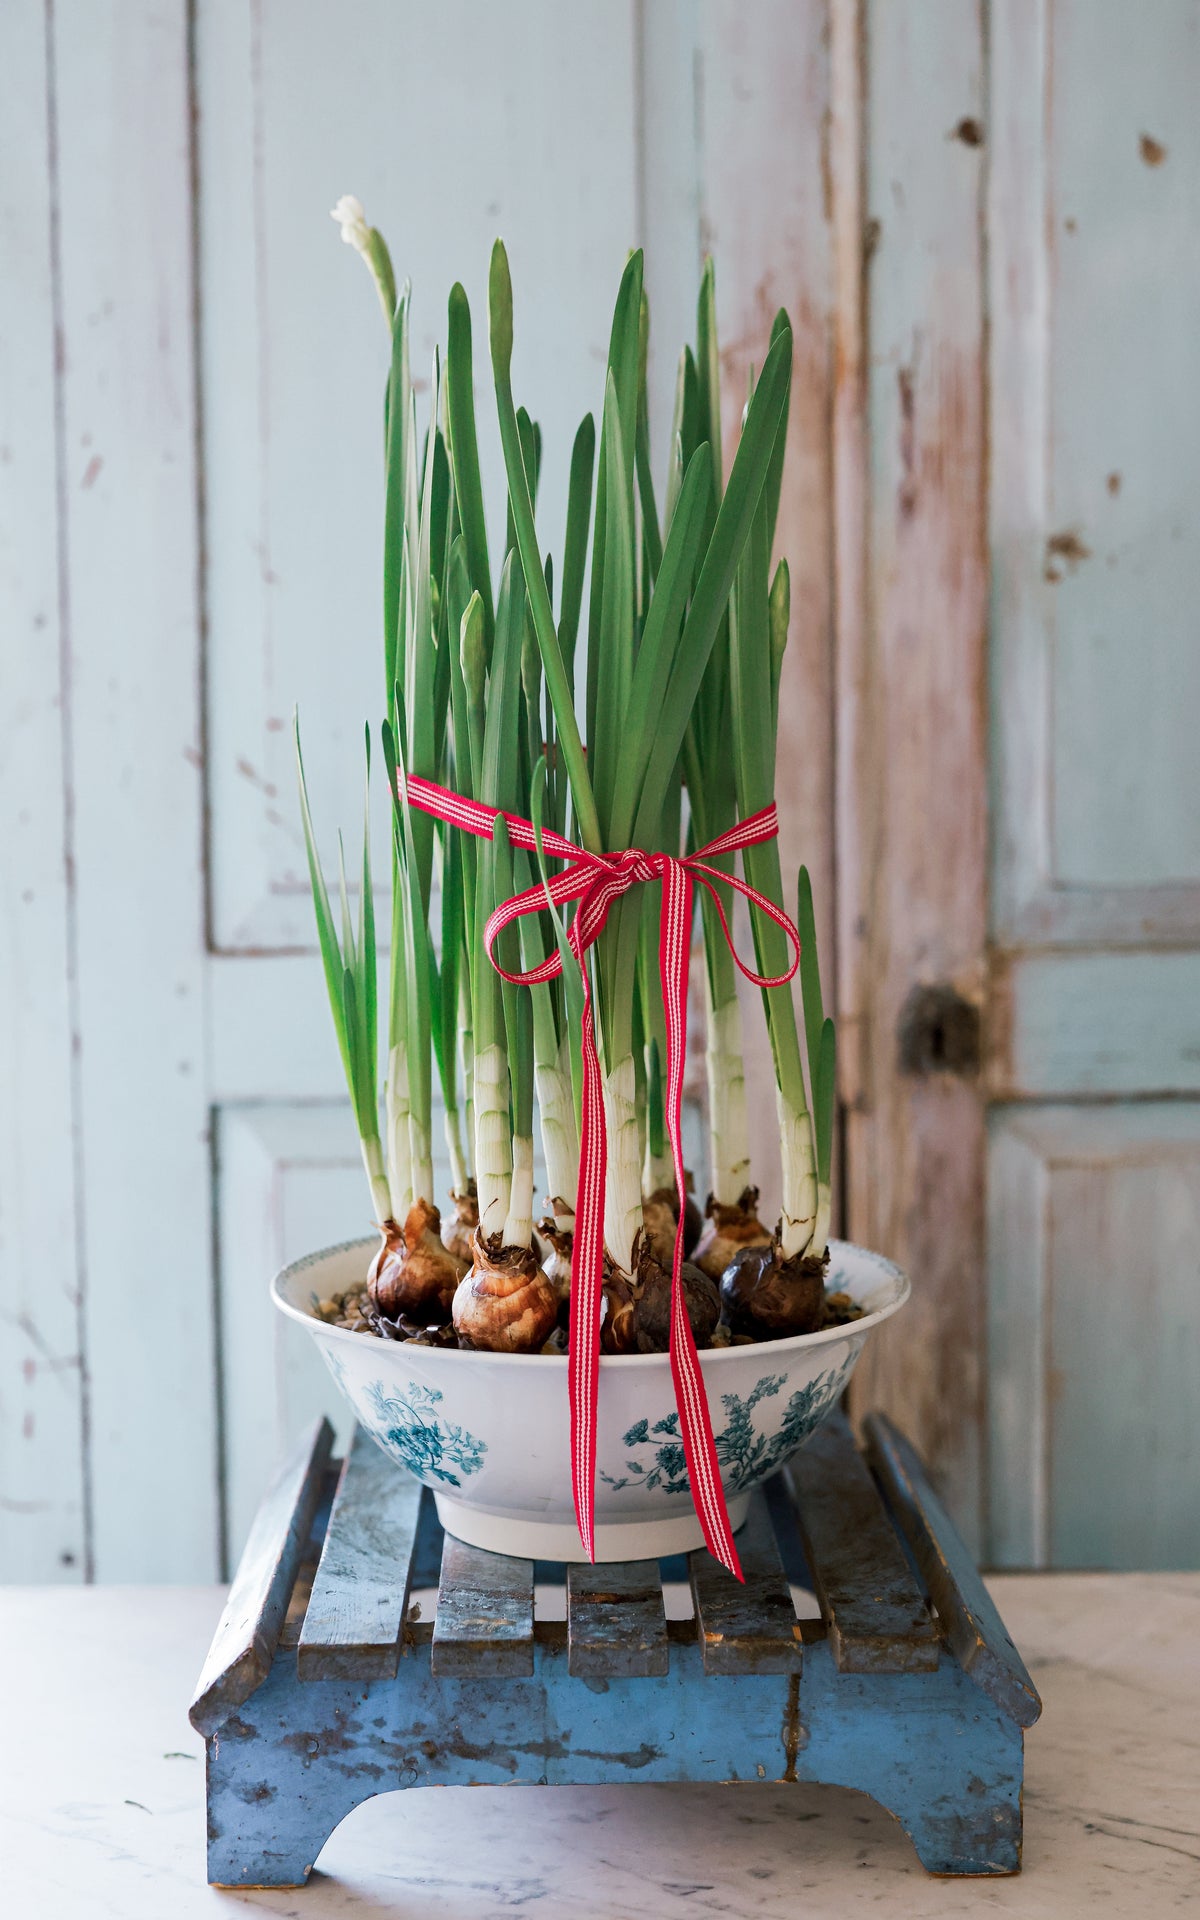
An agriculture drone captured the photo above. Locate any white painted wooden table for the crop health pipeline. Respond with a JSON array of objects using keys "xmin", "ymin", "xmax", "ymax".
[{"xmin": 4, "ymin": 1574, "xmax": 1196, "ymax": 1916}]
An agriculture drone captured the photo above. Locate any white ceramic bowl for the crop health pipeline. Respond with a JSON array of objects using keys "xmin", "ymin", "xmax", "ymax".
[{"xmin": 272, "ymin": 1237, "xmax": 909, "ymax": 1561}]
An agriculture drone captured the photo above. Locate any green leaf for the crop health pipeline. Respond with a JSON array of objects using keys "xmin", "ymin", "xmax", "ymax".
[
  {"xmin": 495, "ymin": 820, "xmax": 533, "ymax": 1136},
  {"xmin": 433, "ymin": 825, "xmax": 463, "ymax": 1124},
  {"xmin": 666, "ymin": 345, "xmax": 700, "ymax": 526},
  {"xmin": 558, "ymin": 413, "xmax": 595, "ymax": 693},
  {"xmin": 359, "ymin": 727, "xmax": 377, "ymax": 1075},
  {"xmin": 591, "ymin": 372, "xmax": 635, "ymax": 845},
  {"xmin": 695, "ymin": 258, "xmax": 723, "ymax": 504},
  {"xmin": 815, "ymin": 1017, "xmax": 836, "ymax": 1187},
  {"xmin": 632, "ymin": 323, "xmax": 793, "ymax": 845},
  {"xmin": 382, "ymin": 290, "xmax": 412, "ymax": 719},
  {"xmin": 481, "ymin": 551, "xmax": 526, "ymax": 816},
  {"xmin": 607, "ymin": 446, "xmax": 710, "ymax": 851},
  {"xmin": 294, "ymin": 713, "xmax": 352, "ymax": 1084},
  {"xmin": 635, "ymin": 288, "xmax": 663, "ymax": 590},
  {"xmin": 796, "ymin": 864, "xmax": 823, "ymax": 1094},
  {"xmin": 586, "ymin": 251, "xmax": 643, "ymax": 751},
  {"xmin": 460, "ymin": 589, "xmax": 487, "ymax": 800},
  {"xmin": 488, "ymin": 239, "xmax": 601, "ymax": 853},
  {"xmin": 769, "ymin": 557, "xmax": 789, "ymax": 731},
  {"xmin": 531, "ymin": 756, "xmax": 584, "ymax": 1124},
  {"xmin": 763, "ymin": 308, "xmax": 793, "ymax": 554},
  {"xmin": 446, "ymin": 282, "xmax": 494, "ymax": 639}
]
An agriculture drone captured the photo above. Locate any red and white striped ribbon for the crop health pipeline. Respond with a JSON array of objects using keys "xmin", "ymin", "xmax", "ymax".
[{"xmin": 403, "ymin": 772, "xmax": 801, "ymax": 1578}]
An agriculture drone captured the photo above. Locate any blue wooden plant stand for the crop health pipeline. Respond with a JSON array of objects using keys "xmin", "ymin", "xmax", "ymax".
[{"xmin": 190, "ymin": 1409, "xmax": 1040, "ymax": 1887}]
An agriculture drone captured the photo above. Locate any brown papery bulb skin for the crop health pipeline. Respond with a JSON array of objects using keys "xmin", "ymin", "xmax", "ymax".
[
  {"xmin": 368, "ymin": 1198, "xmax": 467, "ymax": 1325},
  {"xmin": 692, "ymin": 1185, "xmax": 772, "ymax": 1281},
  {"xmin": 441, "ymin": 1182, "xmax": 479, "ymax": 1266},
  {"xmin": 629, "ymin": 1239, "xmax": 720, "ymax": 1354},
  {"xmin": 641, "ymin": 1190, "xmax": 679, "ymax": 1268},
  {"xmin": 539, "ymin": 1218, "xmax": 574, "ymax": 1329},
  {"xmin": 643, "ymin": 1179, "xmax": 705, "ymax": 1265},
  {"xmin": 720, "ymin": 1242, "xmax": 827, "ymax": 1341},
  {"xmin": 681, "ymin": 1184, "xmax": 704, "ymax": 1259},
  {"xmin": 600, "ymin": 1259, "xmax": 638, "ymax": 1354},
  {"xmin": 453, "ymin": 1229, "xmax": 559, "ymax": 1353}
]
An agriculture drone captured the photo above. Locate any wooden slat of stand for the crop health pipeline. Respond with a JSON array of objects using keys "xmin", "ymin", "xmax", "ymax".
[
  {"xmin": 688, "ymin": 1486, "xmax": 802, "ymax": 1674},
  {"xmin": 431, "ymin": 1535, "xmax": 535, "ymax": 1678},
  {"xmin": 297, "ymin": 1427, "xmax": 422, "ymax": 1682},
  {"xmin": 864, "ymin": 1413, "xmax": 1042, "ymax": 1727},
  {"xmin": 189, "ymin": 1417, "xmax": 333, "ymax": 1735},
  {"xmin": 566, "ymin": 1559, "xmax": 669, "ymax": 1678},
  {"xmin": 785, "ymin": 1409, "xmax": 940, "ymax": 1673}
]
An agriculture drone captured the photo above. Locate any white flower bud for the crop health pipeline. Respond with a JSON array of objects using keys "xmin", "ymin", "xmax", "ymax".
[{"xmin": 330, "ymin": 194, "xmax": 371, "ymax": 256}]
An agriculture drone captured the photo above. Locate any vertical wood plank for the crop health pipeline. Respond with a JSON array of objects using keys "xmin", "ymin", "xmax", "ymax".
[
  {"xmin": 566, "ymin": 1559, "xmax": 670, "ymax": 1678},
  {"xmin": 838, "ymin": 0, "xmax": 989, "ymax": 1548},
  {"xmin": 297, "ymin": 1426, "xmax": 423, "ymax": 1681},
  {"xmin": 0, "ymin": 0, "xmax": 88, "ymax": 1581},
  {"xmin": 786, "ymin": 1412, "xmax": 939, "ymax": 1671},
  {"xmin": 640, "ymin": 0, "xmax": 835, "ymax": 1225},
  {"xmin": 52, "ymin": 0, "xmax": 217, "ymax": 1578},
  {"xmin": 431, "ymin": 1536, "xmax": 535, "ymax": 1678},
  {"xmin": 190, "ymin": 1415, "xmax": 334, "ymax": 1734},
  {"xmin": 688, "ymin": 1487, "xmax": 802, "ymax": 1674}
]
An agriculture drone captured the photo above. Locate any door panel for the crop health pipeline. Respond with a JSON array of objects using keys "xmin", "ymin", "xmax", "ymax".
[
  {"xmin": 989, "ymin": 1105, "xmax": 1200, "ymax": 1569},
  {"xmin": 197, "ymin": 0, "xmax": 642, "ymax": 953},
  {"xmin": 986, "ymin": 0, "xmax": 1200, "ymax": 1564},
  {"xmin": 48, "ymin": 1, "xmax": 217, "ymax": 1584}
]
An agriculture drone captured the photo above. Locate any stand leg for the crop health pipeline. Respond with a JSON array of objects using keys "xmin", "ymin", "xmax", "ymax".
[
  {"xmin": 204, "ymin": 1728, "xmax": 379, "ymax": 1888},
  {"xmin": 848, "ymin": 1749, "xmax": 1025, "ymax": 1876}
]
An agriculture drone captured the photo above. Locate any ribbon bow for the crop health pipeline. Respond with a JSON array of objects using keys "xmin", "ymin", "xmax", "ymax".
[{"xmin": 404, "ymin": 773, "xmax": 801, "ymax": 1579}]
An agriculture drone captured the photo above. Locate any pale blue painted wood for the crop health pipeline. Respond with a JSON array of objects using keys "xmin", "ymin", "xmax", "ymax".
[
  {"xmin": 194, "ymin": 1424, "xmax": 1036, "ymax": 1883},
  {"xmin": 988, "ymin": 1106, "xmax": 1200, "ymax": 1569},
  {"xmin": 989, "ymin": 0, "xmax": 1200, "ymax": 947},
  {"xmin": 1047, "ymin": 0, "xmax": 1200, "ymax": 890},
  {"xmin": 197, "ymin": 0, "xmax": 643, "ymax": 952},
  {"xmin": 997, "ymin": 950, "xmax": 1200, "ymax": 1098},
  {"xmin": 987, "ymin": 2, "xmax": 1200, "ymax": 1570},
  {"xmin": 50, "ymin": 0, "xmax": 218, "ymax": 1581},
  {"xmin": 201, "ymin": 1636, "xmax": 1026, "ymax": 1884},
  {"xmin": 0, "ymin": 0, "xmax": 88, "ymax": 1581}
]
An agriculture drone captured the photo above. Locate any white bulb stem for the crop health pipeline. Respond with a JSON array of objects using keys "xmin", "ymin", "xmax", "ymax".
[
  {"xmin": 503, "ymin": 1134, "xmax": 535, "ymax": 1249},
  {"xmin": 359, "ymin": 1132, "xmax": 393, "ymax": 1228},
  {"xmin": 603, "ymin": 1054, "xmax": 643, "ymax": 1273},
  {"xmin": 643, "ymin": 1144, "xmax": 674, "ymax": 1194},
  {"xmin": 444, "ymin": 1106, "xmax": 469, "ymax": 1196},
  {"xmin": 474, "ymin": 1042, "xmax": 512, "ymax": 1239},
  {"xmin": 385, "ymin": 1043, "xmax": 413, "ymax": 1220},
  {"xmin": 536, "ymin": 1056, "xmax": 579, "ymax": 1220},
  {"xmin": 706, "ymin": 991, "xmax": 751, "ymax": 1205},
  {"xmin": 408, "ymin": 1115, "xmax": 434, "ymax": 1216},
  {"xmin": 777, "ymin": 1088, "xmax": 818, "ymax": 1260},
  {"xmin": 811, "ymin": 1180, "xmax": 832, "ymax": 1263}
]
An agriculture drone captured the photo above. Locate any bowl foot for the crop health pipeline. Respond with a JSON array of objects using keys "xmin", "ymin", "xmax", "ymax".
[{"xmin": 432, "ymin": 1490, "xmax": 752, "ymax": 1561}]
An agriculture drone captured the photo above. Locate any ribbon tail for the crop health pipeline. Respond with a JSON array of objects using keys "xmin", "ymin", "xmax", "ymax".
[
  {"xmin": 568, "ymin": 928, "xmax": 605, "ymax": 1562},
  {"xmin": 658, "ymin": 860, "xmax": 743, "ymax": 1582}
]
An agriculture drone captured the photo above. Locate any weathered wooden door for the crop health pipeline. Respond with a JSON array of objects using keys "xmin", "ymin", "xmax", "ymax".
[
  {"xmin": 4, "ymin": 0, "xmax": 1196, "ymax": 1582},
  {"xmin": 841, "ymin": 0, "xmax": 1200, "ymax": 1568}
]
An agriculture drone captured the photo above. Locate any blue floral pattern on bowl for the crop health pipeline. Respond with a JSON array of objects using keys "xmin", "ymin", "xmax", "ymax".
[
  {"xmin": 599, "ymin": 1362, "xmax": 850, "ymax": 1497},
  {"xmin": 322, "ymin": 1349, "xmax": 487, "ymax": 1488}
]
